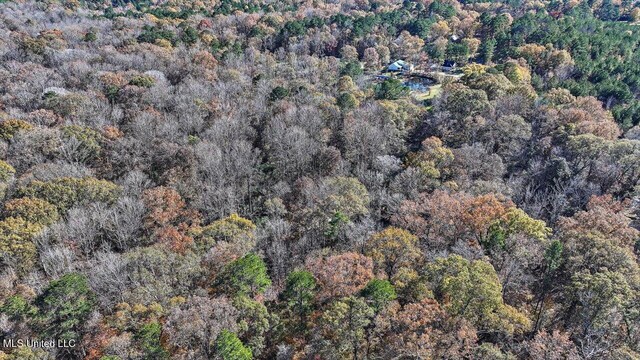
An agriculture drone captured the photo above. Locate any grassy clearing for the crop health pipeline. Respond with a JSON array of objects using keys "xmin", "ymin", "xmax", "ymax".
[{"xmin": 413, "ymin": 84, "xmax": 442, "ymax": 101}]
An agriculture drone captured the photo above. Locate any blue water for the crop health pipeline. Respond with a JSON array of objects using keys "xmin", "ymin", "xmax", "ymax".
[
  {"xmin": 404, "ymin": 82, "xmax": 428, "ymax": 91},
  {"xmin": 403, "ymin": 78, "xmax": 433, "ymax": 92}
]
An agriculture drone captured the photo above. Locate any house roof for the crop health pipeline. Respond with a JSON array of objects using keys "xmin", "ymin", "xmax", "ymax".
[{"xmin": 388, "ymin": 60, "xmax": 411, "ymax": 70}]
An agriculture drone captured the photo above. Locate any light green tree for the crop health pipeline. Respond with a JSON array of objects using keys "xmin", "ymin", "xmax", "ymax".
[
  {"xmin": 282, "ymin": 270, "xmax": 316, "ymax": 324},
  {"xmin": 216, "ymin": 330, "xmax": 252, "ymax": 360},
  {"xmin": 360, "ymin": 279, "xmax": 397, "ymax": 312},
  {"xmin": 315, "ymin": 296, "xmax": 375, "ymax": 359},
  {"xmin": 216, "ymin": 254, "xmax": 272, "ymax": 297},
  {"xmin": 425, "ymin": 255, "xmax": 531, "ymax": 335},
  {"xmin": 35, "ymin": 273, "xmax": 95, "ymax": 341},
  {"xmin": 366, "ymin": 227, "xmax": 421, "ymax": 278}
]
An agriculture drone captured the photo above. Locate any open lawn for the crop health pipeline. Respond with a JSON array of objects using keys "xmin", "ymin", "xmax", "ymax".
[{"xmin": 413, "ymin": 84, "xmax": 442, "ymax": 101}]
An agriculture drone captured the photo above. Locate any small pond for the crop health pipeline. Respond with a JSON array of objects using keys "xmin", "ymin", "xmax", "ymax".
[{"xmin": 403, "ymin": 76, "xmax": 436, "ymax": 92}]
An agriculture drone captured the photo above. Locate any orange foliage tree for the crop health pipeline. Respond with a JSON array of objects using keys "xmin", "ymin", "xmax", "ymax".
[
  {"xmin": 306, "ymin": 252, "xmax": 374, "ymax": 303},
  {"xmin": 142, "ymin": 186, "xmax": 200, "ymax": 253}
]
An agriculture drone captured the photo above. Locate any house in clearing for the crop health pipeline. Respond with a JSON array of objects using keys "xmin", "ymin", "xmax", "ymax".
[{"xmin": 387, "ymin": 60, "xmax": 414, "ymax": 72}]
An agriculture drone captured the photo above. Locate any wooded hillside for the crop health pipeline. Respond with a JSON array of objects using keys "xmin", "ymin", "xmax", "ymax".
[{"xmin": 0, "ymin": 0, "xmax": 639, "ymax": 359}]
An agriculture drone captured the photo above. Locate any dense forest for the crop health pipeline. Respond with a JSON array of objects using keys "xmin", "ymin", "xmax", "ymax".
[{"xmin": 0, "ymin": 0, "xmax": 639, "ymax": 359}]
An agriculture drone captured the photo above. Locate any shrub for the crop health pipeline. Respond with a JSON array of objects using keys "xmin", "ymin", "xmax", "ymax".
[
  {"xmin": 0, "ymin": 160, "xmax": 16, "ymax": 182},
  {"xmin": 0, "ymin": 119, "xmax": 34, "ymax": 141},
  {"xmin": 340, "ymin": 61, "xmax": 363, "ymax": 77},
  {"xmin": 337, "ymin": 92, "xmax": 359, "ymax": 110},
  {"xmin": 18, "ymin": 177, "xmax": 121, "ymax": 213},
  {"xmin": 0, "ymin": 217, "xmax": 43, "ymax": 273},
  {"xmin": 4, "ymin": 197, "xmax": 60, "ymax": 226},
  {"xmin": 137, "ymin": 25, "xmax": 176, "ymax": 45},
  {"xmin": 268, "ymin": 86, "xmax": 289, "ymax": 101},
  {"xmin": 136, "ymin": 322, "xmax": 169, "ymax": 359},
  {"xmin": 84, "ymin": 31, "xmax": 97, "ymax": 42},
  {"xmin": 62, "ymin": 125, "xmax": 103, "ymax": 162},
  {"xmin": 129, "ymin": 75, "xmax": 156, "ymax": 88},
  {"xmin": 0, "ymin": 295, "xmax": 37, "ymax": 321},
  {"xmin": 198, "ymin": 213, "xmax": 256, "ymax": 246},
  {"xmin": 180, "ymin": 26, "xmax": 198, "ymax": 46}
]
